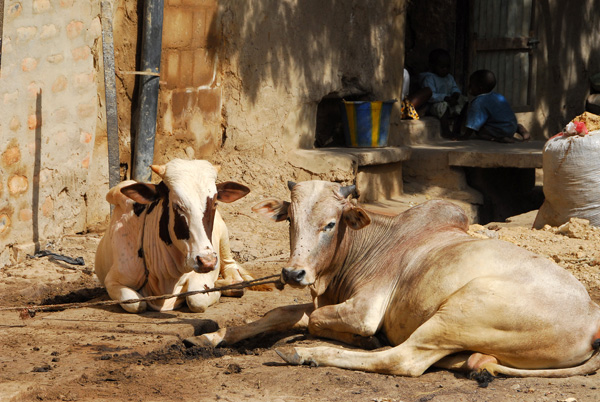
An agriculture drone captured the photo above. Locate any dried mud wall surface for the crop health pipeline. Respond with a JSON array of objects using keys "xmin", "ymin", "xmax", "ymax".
[
  {"xmin": 113, "ymin": 0, "xmax": 408, "ymax": 201},
  {"xmin": 213, "ymin": 0, "xmax": 407, "ymax": 200},
  {"xmin": 113, "ymin": 0, "xmax": 223, "ymax": 167},
  {"xmin": 0, "ymin": 0, "xmax": 105, "ymax": 267}
]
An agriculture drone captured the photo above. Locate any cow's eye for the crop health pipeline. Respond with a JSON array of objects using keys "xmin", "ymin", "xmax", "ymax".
[{"xmin": 323, "ymin": 221, "xmax": 336, "ymax": 231}]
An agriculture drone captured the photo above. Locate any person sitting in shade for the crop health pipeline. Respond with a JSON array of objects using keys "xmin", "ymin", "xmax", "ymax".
[
  {"xmin": 459, "ymin": 69, "xmax": 530, "ymax": 143},
  {"xmin": 400, "ymin": 68, "xmax": 432, "ymax": 120},
  {"xmin": 418, "ymin": 48, "xmax": 468, "ymax": 138}
]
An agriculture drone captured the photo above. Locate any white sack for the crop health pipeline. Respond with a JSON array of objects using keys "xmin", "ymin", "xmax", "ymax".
[{"xmin": 533, "ymin": 130, "xmax": 600, "ymax": 228}]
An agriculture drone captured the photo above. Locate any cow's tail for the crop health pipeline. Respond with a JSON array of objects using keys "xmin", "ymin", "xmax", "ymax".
[{"xmin": 484, "ymin": 341, "xmax": 600, "ymax": 378}]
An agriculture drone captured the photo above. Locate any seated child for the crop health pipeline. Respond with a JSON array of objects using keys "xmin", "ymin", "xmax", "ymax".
[
  {"xmin": 418, "ymin": 48, "xmax": 468, "ymax": 137},
  {"xmin": 401, "ymin": 68, "xmax": 432, "ymax": 120},
  {"xmin": 460, "ymin": 69, "xmax": 529, "ymax": 143}
]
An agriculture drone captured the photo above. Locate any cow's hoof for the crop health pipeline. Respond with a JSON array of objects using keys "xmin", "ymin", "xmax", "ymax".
[
  {"xmin": 221, "ymin": 288, "xmax": 245, "ymax": 298},
  {"xmin": 276, "ymin": 347, "xmax": 318, "ymax": 367},
  {"xmin": 276, "ymin": 348, "xmax": 305, "ymax": 365},
  {"xmin": 183, "ymin": 335, "xmax": 217, "ymax": 348}
]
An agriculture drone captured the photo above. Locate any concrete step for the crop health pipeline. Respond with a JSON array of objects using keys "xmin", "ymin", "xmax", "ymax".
[
  {"xmin": 391, "ymin": 116, "xmax": 444, "ymax": 146},
  {"xmin": 290, "ymin": 147, "xmax": 412, "ymax": 203}
]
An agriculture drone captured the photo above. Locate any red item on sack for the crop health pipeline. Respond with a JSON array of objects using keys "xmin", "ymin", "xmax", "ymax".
[{"xmin": 574, "ymin": 121, "xmax": 589, "ymax": 134}]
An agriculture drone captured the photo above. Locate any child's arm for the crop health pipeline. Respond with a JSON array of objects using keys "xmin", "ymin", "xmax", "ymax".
[
  {"xmin": 420, "ymin": 74, "xmax": 447, "ymax": 103},
  {"xmin": 449, "ymin": 76, "xmax": 461, "ymax": 96}
]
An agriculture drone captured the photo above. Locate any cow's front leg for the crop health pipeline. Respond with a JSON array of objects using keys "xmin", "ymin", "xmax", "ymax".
[
  {"xmin": 308, "ymin": 297, "xmax": 384, "ymax": 349},
  {"xmin": 186, "ymin": 274, "xmax": 221, "ymax": 313},
  {"xmin": 277, "ymin": 312, "xmax": 463, "ymax": 376},
  {"xmin": 104, "ymin": 270, "xmax": 147, "ymax": 313},
  {"xmin": 184, "ymin": 303, "xmax": 314, "ymax": 347},
  {"xmin": 215, "ymin": 264, "xmax": 246, "ymax": 298},
  {"xmin": 214, "ymin": 214, "xmax": 246, "ymax": 297}
]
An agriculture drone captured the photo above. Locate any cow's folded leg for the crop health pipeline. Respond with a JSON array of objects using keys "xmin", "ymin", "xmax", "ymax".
[
  {"xmin": 184, "ymin": 303, "xmax": 314, "ymax": 347},
  {"xmin": 216, "ymin": 223, "xmax": 248, "ymax": 297},
  {"xmin": 105, "ymin": 282, "xmax": 146, "ymax": 313},
  {"xmin": 187, "ymin": 291, "xmax": 221, "ymax": 313},
  {"xmin": 307, "ymin": 298, "xmax": 385, "ymax": 349},
  {"xmin": 186, "ymin": 275, "xmax": 221, "ymax": 313},
  {"xmin": 215, "ymin": 275, "xmax": 245, "ymax": 298},
  {"xmin": 275, "ymin": 342, "xmax": 453, "ymax": 376},
  {"xmin": 278, "ymin": 311, "xmax": 463, "ymax": 376}
]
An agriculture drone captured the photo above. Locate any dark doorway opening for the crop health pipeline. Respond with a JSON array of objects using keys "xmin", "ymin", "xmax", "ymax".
[{"xmin": 464, "ymin": 167, "xmax": 544, "ymax": 224}]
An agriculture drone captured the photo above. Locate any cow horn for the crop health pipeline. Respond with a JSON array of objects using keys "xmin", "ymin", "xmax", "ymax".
[
  {"xmin": 150, "ymin": 164, "xmax": 166, "ymax": 177},
  {"xmin": 214, "ymin": 164, "xmax": 221, "ymax": 173},
  {"xmin": 287, "ymin": 181, "xmax": 296, "ymax": 191},
  {"xmin": 339, "ymin": 185, "xmax": 356, "ymax": 199}
]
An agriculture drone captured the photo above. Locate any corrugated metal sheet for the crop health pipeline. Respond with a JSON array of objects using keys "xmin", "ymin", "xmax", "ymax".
[{"xmin": 472, "ymin": 0, "xmax": 533, "ymax": 109}]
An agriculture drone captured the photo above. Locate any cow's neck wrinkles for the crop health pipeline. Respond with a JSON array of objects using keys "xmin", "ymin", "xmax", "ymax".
[
  {"xmin": 319, "ymin": 212, "xmax": 396, "ymax": 302},
  {"xmin": 142, "ymin": 200, "xmax": 187, "ymax": 294}
]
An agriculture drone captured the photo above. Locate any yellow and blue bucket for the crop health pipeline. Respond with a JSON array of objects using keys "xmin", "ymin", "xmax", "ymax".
[{"xmin": 341, "ymin": 100, "xmax": 396, "ymax": 147}]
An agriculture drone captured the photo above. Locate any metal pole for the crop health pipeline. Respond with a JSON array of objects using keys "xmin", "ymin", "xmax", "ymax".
[
  {"xmin": 132, "ymin": 0, "xmax": 164, "ymax": 182},
  {"xmin": 101, "ymin": 0, "xmax": 121, "ymax": 191}
]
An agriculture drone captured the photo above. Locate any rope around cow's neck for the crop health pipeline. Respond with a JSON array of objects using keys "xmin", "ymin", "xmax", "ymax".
[{"xmin": 0, "ymin": 274, "xmax": 281, "ymax": 314}]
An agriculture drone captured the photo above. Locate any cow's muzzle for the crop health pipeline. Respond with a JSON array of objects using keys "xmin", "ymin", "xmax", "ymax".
[
  {"xmin": 195, "ymin": 252, "xmax": 218, "ymax": 273},
  {"xmin": 281, "ymin": 267, "xmax": 307, "ymax": 287}
]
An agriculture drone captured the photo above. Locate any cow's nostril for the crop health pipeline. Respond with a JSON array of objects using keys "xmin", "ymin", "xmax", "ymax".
[
  {"xmin": 282, "ymin": 267, "xmax": 305, "ymax": 284},
  {"xmin": 196, "ymin": 253, "xmax": 217, "ymax": 273}
]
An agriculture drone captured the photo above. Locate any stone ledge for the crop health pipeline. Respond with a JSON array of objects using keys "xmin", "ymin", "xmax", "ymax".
[
  {"xmin": 408, "ymin": 140, "xmax": 545, "ymax": 169},
  {"xmin": 393, "ymin": 116, "xmax": 443, "ymax": 145},
  {"xmin": 291, "ymin": 147, "xmax": 412, "ymax": 170}
]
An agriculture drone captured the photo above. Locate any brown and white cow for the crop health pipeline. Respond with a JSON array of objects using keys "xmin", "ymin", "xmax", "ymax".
[
  {"xmin": 186, "ymin": 180, "xmax": 600, "ymax": 380},
  {"xmin": 95, "ymin": 159, "xmax": 255, "ymax": 313}
]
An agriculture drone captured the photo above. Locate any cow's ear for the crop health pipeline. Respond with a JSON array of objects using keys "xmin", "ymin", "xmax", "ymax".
[
  {"xmin": 120, "ymin": 182, "xmax": 163, "ymax": 204},
  {"xmin": 252, "ymin": 199, "xmax": 290, "ymax": 222},
  {"xmin": 343, "ymin": 207, "xmax": 371, "ymax": 230},
  {"xmin": 216, "ymin": 182, "xmax": 250, "ymax": 203}
]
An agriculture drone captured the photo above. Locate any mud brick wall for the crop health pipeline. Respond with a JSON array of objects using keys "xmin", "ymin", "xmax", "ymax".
[
  {"xmin": 0, "ymin": 0, "xmax": 105, "ymax": 265},
  {"xmin": 155, "ymin": 0, "xmax": 221, "ymax": 160}
]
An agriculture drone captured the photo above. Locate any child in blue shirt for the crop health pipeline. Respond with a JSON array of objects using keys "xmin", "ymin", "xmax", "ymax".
[{"xmin": 460, "ymin": 69, "xmax": 529, "ymax": 143}]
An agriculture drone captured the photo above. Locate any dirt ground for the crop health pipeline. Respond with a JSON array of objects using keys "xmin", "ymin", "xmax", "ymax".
[{"xmin": 2, "ymin": 201, "xmax": 600, "ymax": 402}]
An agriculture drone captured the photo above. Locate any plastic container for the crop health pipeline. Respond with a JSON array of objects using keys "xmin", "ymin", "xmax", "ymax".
[{"xmin": 341, "ymin": 100, "xmax": 396, "ymax": 147}]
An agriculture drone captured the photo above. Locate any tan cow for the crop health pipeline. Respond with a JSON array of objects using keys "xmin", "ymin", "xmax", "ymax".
[
  {"xmin": 95, "ymin": 159, "xmax": 256, "ymax": 313},
  {"xmin": 186, "ymin": 180, "xmax": 600, "ymax": 381}
]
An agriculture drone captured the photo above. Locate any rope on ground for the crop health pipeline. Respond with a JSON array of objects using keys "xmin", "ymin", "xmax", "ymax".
[{"xmin": 0, "ymin": 274, "xmax": 281, "ymax": 315}]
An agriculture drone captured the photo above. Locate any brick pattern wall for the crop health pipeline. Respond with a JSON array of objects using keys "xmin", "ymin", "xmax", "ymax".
[
  {"xmin": 155, "ymin": 0, "xmax": 221, "ymax": 159},
  {"xmin": 0, "ymin": 0, "xmax": 102, "ymax": 265}
]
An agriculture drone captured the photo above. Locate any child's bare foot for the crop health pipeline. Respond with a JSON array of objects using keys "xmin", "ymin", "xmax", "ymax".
[{"xmin": 517, "ymin": 124, "xmax": 530, "ymax": 141}]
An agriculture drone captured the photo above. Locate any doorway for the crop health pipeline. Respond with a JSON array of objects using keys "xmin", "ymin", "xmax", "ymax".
[
  {"xmin": 405, "ymin": 0, "xmax": 539, "ymax": 111},
  {"xmin": 468, "ymin": 0, "xmax": 538, "ymax": 112}
]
